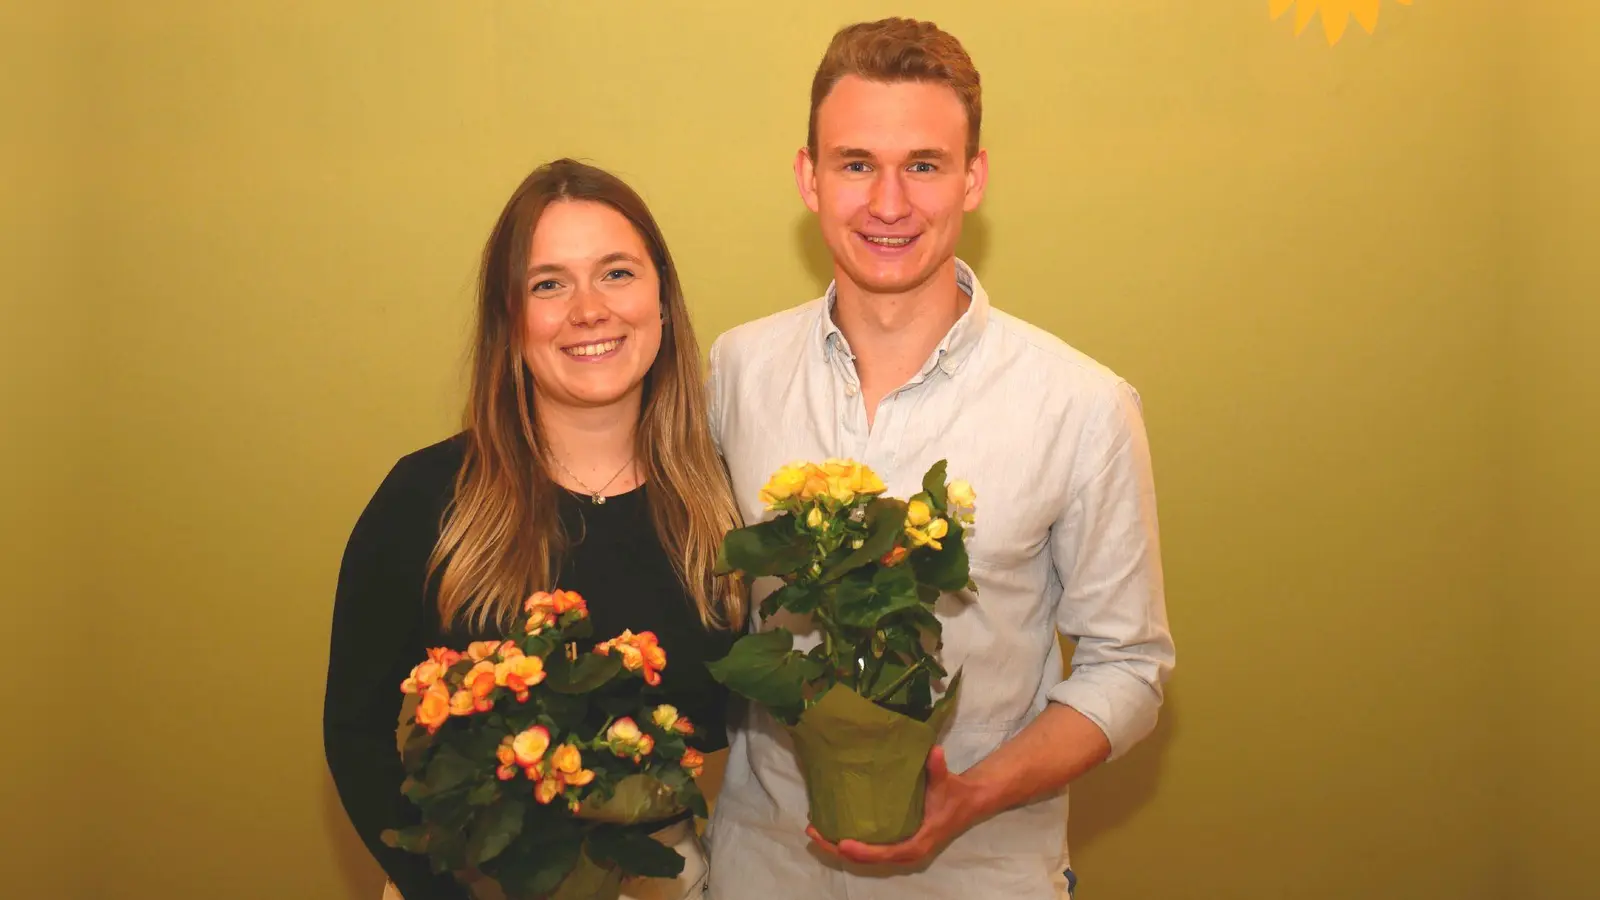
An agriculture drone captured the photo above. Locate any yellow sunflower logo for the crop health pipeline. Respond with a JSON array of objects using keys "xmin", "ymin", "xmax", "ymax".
[{"xmin": 1270, "ymin": 0, "xmax": 1414, "ymax": 45}]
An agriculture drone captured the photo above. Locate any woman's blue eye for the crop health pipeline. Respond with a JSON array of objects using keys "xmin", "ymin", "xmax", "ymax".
[
  {"xmin": 532, "ymin": 279, "xmax": 560, "ymax": 292},
  {"xmin": 603, "ymin": 268, "xmax": 634, "ymax": 281}
]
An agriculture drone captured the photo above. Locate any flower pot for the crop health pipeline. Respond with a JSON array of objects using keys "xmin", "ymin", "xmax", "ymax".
[{"xmin": 785, "ymin": 678, "xmax": 961, "ymax": 844}]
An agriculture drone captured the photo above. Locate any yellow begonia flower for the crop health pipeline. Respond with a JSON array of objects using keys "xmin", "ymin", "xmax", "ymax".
[
  {"xmin": 681, "ymin": 747, "xmax": 706, "ymax": 778},
  {"xmin": 415, "ymin": 683, "xmax": 451, "ymax": 733},
  {"xmin": 947, "ymin": 480, "xmax": 976, "ymax": 510},
  {"xmin": 466, "ymin": 640, "xmax": 502, "ymax": 662},
  {"xmin": 652, "ymin": 704, "xmax": 681, "ymax": 731},
  {"xmin": 906, "ymin": 499, "xmax": 932, "ymax": 527},
  {"xmin": 759, "ymin": 464, "xmax": 808, "ymax": 507},
  {"xmin": 534, "ymin": 773, "xmax": 562, "ymax": 805},
  {"xmin": 513, "ymin": 726, "xmax": 552, "ymax": 767},
  {"xmin": 551, "ymin": 744, "xmax": 596, "ymax": 787},
  {"xmin": 905, "ymin": 521, "xmax": 944, "ymax": 552}
]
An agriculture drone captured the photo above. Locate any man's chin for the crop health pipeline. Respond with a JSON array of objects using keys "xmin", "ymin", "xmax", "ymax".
[{"xmin": 837, "ymin": 257, "xmax": 941, "ymax": 297}]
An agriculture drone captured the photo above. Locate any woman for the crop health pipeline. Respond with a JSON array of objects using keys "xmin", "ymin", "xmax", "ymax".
[{"xmin": 323, "ymin": 158, "xmax": 746, "ymax": 900}]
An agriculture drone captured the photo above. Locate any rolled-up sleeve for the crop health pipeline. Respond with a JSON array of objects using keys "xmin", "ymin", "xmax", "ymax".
[{"xmin": 1046, "ymin": 380, "xmax": 1175, "ymax": 760}]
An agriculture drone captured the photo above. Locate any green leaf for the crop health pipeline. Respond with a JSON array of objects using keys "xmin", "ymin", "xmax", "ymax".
[
  {"xmin": 522, "ymin": 632, "xmax": 558, "ymax": 659},
  {"xmin": 399, "ymin": 723, "xmax": 435, "ymax": 772},
  {"xmin": 911, "ymin": 521, "xmax": 971, "ymax": 593},
  {"xmin": 905, "ymin": 593, "xmax": 944, "ymax": 639},
  {"xmin": 921, "ymin": 459, "xmax": 950, "ymax": 513},
  {"xmin": 466, "ymin": 779, "xmax": 500, "ymax": 806},
  {"xmin": 834, "ymin": 565, "xmax": 921, "ymax": 629},
  {"xmin": 537, "ymin": 689, "xmax": 588, "ymax": 724},
  {"xmin": 559, "ymin": 614, "xmax": 594, "ymax": 641},
  {"xmin": 760, "ymin": 581, "xmax": 823, "ymax": 619},
  {"xmin": 423, "ymin": 747, "xmax": 477, "ymax": 795},
  {"xmin": 548, "ymin": 847, "xmax": 625, "ymax": 900},
  {"xmin": 493, "ymin": 829, "xmax": 583, "ymax": 898},
  {"xmin": 865, "ymin": 658, "xmax": 910, "ymax": 705},
  {"xmin": 544, "ymin": 651, "xmax": 625, "ymax": 694},
  {"xmin": 380, "ymin": 824, "xmax": 430, "ymax": 853},
  {"xmin": 587, "ymin": 826, "xmax": 687, "ymax": 879},
  {"xmin": 907, "ymin": 668, "xmax": 932, "ymax": 714},
  {"xmin": 429, "ymin": 821, "xmax": 469, "ymax": 874},
  {"xmin": 717, "ymin": 517, "xmax": 812, "ymax": 576},
  {"xmin": 704, "ymin": 628, "xmax": 820, "ymax": 723},
  {"xmin": 466, "ymin": 797, "xmax": 526, "ymax": 866},
  {"xmin": 818, "ymin": 499, "xmax": 908, "ymax": 582}
]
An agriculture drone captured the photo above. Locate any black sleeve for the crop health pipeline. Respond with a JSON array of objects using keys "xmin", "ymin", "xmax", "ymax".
[{"xmin": 322, "ymin": 456, "xmax": 469, "ymax": 900}]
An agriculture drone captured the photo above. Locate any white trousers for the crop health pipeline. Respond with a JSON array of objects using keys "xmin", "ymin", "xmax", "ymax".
[{"xmin": 382, "ymin": 819, "xmax": 709, "ymax": 900}]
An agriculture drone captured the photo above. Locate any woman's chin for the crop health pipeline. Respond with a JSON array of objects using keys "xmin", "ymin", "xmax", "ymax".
[{"xmin": 541, "ymin": 380, "xmax": 645, "ymax": 412}]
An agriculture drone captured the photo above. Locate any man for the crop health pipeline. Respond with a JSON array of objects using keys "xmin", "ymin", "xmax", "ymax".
[{"xmin": 705, "ymin": 17, "xmax": 1174, "ymax": 899}]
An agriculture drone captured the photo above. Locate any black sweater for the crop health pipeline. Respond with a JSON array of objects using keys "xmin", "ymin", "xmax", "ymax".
[{"xmin": 322, "ymin": 435, "xmax": 738, "ymax": 899}]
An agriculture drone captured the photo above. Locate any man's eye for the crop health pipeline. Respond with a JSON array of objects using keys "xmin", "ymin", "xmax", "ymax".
[
  {"xmin": 909, "ymin": 162, "xmax": 936, "ymax": 173},
  {"xmin": 844, "ymin": 162, "xmax": 871, "ymax": 173}
]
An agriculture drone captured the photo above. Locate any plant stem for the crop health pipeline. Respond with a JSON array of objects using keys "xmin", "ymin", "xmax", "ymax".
[
  {"xmin": 861, "ymin": 643, "xmax": 887, "ymax": 695},
  {"xmin": 869, "ymin": 658, "xmax": 928, "ymax": 704},
  {"xmin": 814, "ymin": 606, "xmax": 840, "ymax": 680}
]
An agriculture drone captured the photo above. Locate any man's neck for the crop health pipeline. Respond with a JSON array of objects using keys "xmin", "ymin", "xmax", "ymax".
[{"xmin": 832, "ymin": 260, "xmax": 970, "ymax": 423}]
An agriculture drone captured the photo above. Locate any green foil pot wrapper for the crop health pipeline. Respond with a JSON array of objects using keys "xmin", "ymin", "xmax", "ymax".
[
  {"xmin": 573, "ymin": 774, "xmax": 685, "ymax": 825},
  {"xmin": 542, "ymin": 849, "xmax": 623, "ymax": 900},
  {"xmin": 786, "ymin": 675, "xmax": 961, "ymax": 844}
]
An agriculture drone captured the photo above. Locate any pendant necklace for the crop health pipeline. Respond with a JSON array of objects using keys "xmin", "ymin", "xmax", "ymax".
[{"xmin": 550, "ymin": 454, "xmax": 634, "ymax": 505}]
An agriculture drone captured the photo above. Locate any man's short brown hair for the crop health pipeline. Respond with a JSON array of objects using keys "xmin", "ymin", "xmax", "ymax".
[{"xmin": 807, "ymin": 17, "xmax": 983, "ymax": 161}]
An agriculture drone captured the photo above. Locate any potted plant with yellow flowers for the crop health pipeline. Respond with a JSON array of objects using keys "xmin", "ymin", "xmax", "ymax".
[{"xmin": 707, "ymin": 459, "xmax": 977, "ymax": 843}]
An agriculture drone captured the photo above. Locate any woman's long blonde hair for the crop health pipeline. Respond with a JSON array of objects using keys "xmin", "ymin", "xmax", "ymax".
[{"xmin": 429, "ymin": 159, "xmax": 745, "ymax": 634}]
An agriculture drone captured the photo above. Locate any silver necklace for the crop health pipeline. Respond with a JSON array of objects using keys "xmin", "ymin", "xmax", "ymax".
[{"xmin": 549, "ymin": 454, "xmax": 634, "ymax": 505}]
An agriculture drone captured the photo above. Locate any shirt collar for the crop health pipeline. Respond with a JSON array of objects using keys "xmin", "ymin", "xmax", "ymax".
[{"xmin": 816, "ymin": 258, "xmax": 991, "ymax": 376}]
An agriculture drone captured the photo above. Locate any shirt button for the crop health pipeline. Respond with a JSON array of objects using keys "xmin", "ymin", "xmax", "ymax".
[{"xmin": 844, "ymin": 384, "xmax": 858, "ymax": 397}]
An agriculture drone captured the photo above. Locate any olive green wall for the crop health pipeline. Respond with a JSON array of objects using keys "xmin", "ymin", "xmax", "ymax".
[
  {"xmin": 1506, "ymin": 5, "xmax": 1600, "ymax": 899},
  {"xmin": 2, "ymin": 4, "xmax": 90, "ymax": 899},
  {"xmin": 7, "ymin": 2, "xmax": 1594, "ymax": 898}
]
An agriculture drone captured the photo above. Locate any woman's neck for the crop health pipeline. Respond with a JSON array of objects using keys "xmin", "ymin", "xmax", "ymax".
[{"xmin": 536, "ymin": 393, "xmax": 642, "ymax": 495}]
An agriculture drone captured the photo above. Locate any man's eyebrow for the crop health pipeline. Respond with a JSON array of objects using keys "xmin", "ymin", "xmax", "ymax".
[{"xmin": 829, "ymin": 147, "xmax": 950, "ymax": 162}]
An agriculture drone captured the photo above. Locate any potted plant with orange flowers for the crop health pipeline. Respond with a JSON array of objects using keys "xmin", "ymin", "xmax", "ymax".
[
  {"xmin": 707, "ymin": 459, "xmax": 977, "ymax": 844},
  {"xmin": 379, "ymin": 590, "xmax": 707, "ymax": 900}
]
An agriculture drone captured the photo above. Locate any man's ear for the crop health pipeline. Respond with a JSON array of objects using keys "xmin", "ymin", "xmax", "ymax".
[
  {"xmin": 796, "ymin": 146, "xmax": 821, "ymax": 214},
  {"xmin": 963, "ymin": 148, "xmax": 989, "ymax": 213}
]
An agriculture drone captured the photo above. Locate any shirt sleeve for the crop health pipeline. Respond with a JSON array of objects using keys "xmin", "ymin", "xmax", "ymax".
[
  {"xmin": 706, "ymin": 334, "xmax": 726, "ymax": 456},
  {"xmin": 322, "ymin": 457, "xmax": 470, "ymax": 900},
  {"xmin": 1045, "ymin": 380, "xmax": 1175, "ymax": 761}
]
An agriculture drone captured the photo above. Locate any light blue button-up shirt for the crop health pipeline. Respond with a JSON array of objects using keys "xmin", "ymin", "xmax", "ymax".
[{"xmin": 705, "ymin": 260, "xmax": 1174, "ymax": 900}]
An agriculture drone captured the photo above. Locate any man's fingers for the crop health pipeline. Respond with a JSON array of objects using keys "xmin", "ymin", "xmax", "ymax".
[
  {"xmin": 836, "ymin": 838, "xmax": 926, "ymax": 865},
  {"xmin": 805, "ymin": 825, "xmax": 846, "ymax": 859}
]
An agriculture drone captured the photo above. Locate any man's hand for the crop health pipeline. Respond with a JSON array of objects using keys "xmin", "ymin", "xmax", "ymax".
[{"xmin": 805, "ymin": 746, "xmax": 985, "ymax": 867}]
